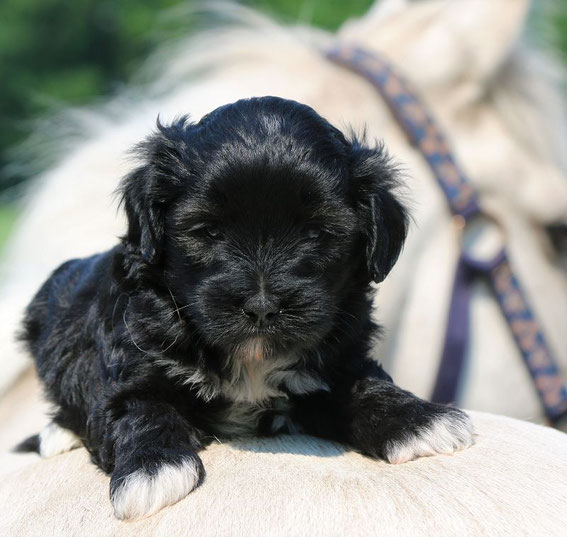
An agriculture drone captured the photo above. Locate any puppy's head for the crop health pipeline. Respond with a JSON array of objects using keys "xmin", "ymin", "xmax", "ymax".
[{"xmin": 120, "ymin": 97, "xmax": 408, "ymax": 358}]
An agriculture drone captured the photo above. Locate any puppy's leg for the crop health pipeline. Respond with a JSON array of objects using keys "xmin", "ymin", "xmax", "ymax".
[
  {"xmin": 293, "ymin": 376, "xmax": 473, "ymax": 464},
  {"xmin": 100, "ymin": 400, "xmax": 205, "ymax": 520},
  {"xmin": 345, "ymin": 379, "xmax": 474, "ymax": 463}
]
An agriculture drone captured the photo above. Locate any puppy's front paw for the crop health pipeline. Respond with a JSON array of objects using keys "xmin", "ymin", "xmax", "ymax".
[
  {"xmin": 384, "ymin": 407, "xmax": 474, "ymax": 464},
  {"xmin": 110, "ymin": 450, "xmax": 204, "ymax": 520}
]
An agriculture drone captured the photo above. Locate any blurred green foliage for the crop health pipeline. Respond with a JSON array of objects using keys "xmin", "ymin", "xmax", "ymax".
[
  {"xmin": 0, "ymin": 205, "xmax": 18, "ymax": 253},
  {"xmin": 241, "ymin": 0, "xmax": 373, "ymax": 29},
  {"xmin": 552, "ymin": 5, "xmax": 567, "ymax": 64}
]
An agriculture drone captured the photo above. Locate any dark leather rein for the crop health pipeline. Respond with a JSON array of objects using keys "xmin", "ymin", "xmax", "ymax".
[{"xmin": 326, "ymin": 43, "xmax": 567, "ymax": 425}]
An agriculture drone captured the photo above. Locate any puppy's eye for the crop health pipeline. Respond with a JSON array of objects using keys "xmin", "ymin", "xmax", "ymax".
[
  {"xmin": 190, "ymin": 224, "xmax": 224, "ymax": 241},
  {"xmin": 205, "ymin": 226, "xmax": 223, "ymax": 240},
  {"xmin": 305, "ymin": 227, "xmax": 324, "ymax": 240}
]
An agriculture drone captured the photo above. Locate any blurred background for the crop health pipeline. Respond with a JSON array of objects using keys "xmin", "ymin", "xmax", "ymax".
[{"xmin": 0, "ymin": 0, "xmax": 566, "ymax": 254}]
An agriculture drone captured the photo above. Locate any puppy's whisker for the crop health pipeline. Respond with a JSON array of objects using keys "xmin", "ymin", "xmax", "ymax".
[
  {"xmin": 173, "ymin": 303, "xmax": 194, "ymax": 313},
  {"xmin": 329, "ymin": 306, "xmax": 360, "ymax": 323},
  {"xmin": 122, "ymin": 308, "xmax": 180, "ymax": 355},
  {"xmin": 122, "ymin": 309, "xmax": 152, "ymax": 355},
  {"xmin": 111, "ymin": 292, "xmax": 130, "ymax": 334},
  {"xmin": 167, "ymin": 285, "xmax": 184, "ymax": 323}
]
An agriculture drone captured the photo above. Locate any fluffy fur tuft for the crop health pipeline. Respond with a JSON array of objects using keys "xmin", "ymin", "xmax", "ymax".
[{"xmin": 38, "ymin": 421, "xmax": 82, "ymax": 458}]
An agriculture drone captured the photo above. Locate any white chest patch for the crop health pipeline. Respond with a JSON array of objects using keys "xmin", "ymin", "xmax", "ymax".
[
  {"xmin": 220, "ymin": 353, "xmax": 292, "ymax": 404},
  {"xmin": 222, "ymin": 343, "xmax": 330, "ymax": 404},
  {"xmin": 158, "ymin": 347, "xmax": 330, "ymax": 438},
  {"xmin": 158, "ymin": 350, "xmax": 329, "ymax": 404}
]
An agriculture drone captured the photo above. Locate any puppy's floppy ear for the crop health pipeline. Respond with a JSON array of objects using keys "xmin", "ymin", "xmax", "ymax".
[
  {"xmin": 349, "ymin": 139, "xmax": 409, "ymax": 283},
  {"xmin": 119, "ymin": 117, "xmax": 193, "ymax": 264}
]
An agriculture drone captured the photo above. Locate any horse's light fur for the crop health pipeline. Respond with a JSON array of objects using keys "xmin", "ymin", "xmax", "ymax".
[
  {"xmin": 1, "ymin": 372, "xmax": 567, "ymax": 536},
  {"xmin": 0, "ymin": 0, "xmax": 566, "ymax": 423}
]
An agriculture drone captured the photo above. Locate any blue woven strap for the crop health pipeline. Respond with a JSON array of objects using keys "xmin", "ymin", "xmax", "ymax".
[
  {"xmin": 326, "ymin": 44, "xmax": 480, "ymax": 218},
  {"xmin": 430, "ymin": 253, "xmax": 474, "ymax": 405},
  {"xmin": 326, "ymin": 43, "xmax": 567, "ymax": 424}
]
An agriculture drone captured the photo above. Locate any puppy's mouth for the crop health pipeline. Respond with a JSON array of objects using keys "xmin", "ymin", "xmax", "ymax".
[
  {"xmin": 231, "ymin": 337, "xmax": 271, "ymax": 362},
  {"xmin": 196, "ymin": 299, "xmax": 331, "ymax": 356}
]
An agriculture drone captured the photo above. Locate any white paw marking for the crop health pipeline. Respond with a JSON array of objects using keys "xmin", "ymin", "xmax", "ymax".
[
  {"xmin": 384, "ymin": 411, "xmax": 474, "ymax": 464},
  {"xmin": 39, "ymin": 422, "xmax": 82, "ymax": 458},
  {"xmin": 111, "ymin": 457, "xmax": 201, "ymax": 520}
]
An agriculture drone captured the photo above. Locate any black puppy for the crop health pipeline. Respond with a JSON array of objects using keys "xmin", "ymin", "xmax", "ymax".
[{"xmin": 21, "ymin": 96, "xmax": 473, "ymax": 520}]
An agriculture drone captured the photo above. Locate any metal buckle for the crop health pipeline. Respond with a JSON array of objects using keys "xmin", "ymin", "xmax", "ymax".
[{"xmin": 454, "ymin": 211, "xmax": 506, "ymax": 268}]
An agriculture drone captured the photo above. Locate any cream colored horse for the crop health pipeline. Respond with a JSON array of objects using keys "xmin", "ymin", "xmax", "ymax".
[{"xmin": 1, "ymin": 1, "xmax": 567, "ymax": 534}]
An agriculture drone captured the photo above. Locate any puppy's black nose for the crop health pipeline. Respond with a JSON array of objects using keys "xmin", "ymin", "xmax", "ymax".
[{"xmin": 243, "ymin": 293, "xmax": 280, "ymax": 326}]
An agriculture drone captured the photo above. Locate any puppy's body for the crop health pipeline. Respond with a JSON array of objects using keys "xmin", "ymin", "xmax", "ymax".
[{"xmin": 22, "ymin": 97, "xmax": 472, "ymax": 520}]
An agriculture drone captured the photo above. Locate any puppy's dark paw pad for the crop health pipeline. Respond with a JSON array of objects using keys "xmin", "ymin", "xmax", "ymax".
[
  {"xmin": 110, "ymin": 454, "xmax": 204, "ymax": 520},
  {"xmin": 384, "ymin": 409, "xmax": 474, "ymax": 464}
]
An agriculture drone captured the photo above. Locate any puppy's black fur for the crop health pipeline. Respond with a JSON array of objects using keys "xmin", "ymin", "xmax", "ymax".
[{"xmin": 21, "ymin": 96, "xmax": 471, "ymax": 519}]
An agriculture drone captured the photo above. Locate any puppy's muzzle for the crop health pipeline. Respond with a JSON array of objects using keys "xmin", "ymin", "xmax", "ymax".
[{"xmin": 242, "ymin": 291, "xmax": 280, "ymax": 327}]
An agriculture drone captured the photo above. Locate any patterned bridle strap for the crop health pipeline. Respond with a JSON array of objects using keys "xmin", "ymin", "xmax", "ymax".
[{"xmin": 325, "ymin": 43, "xmax": 567, "ymax": 424}]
